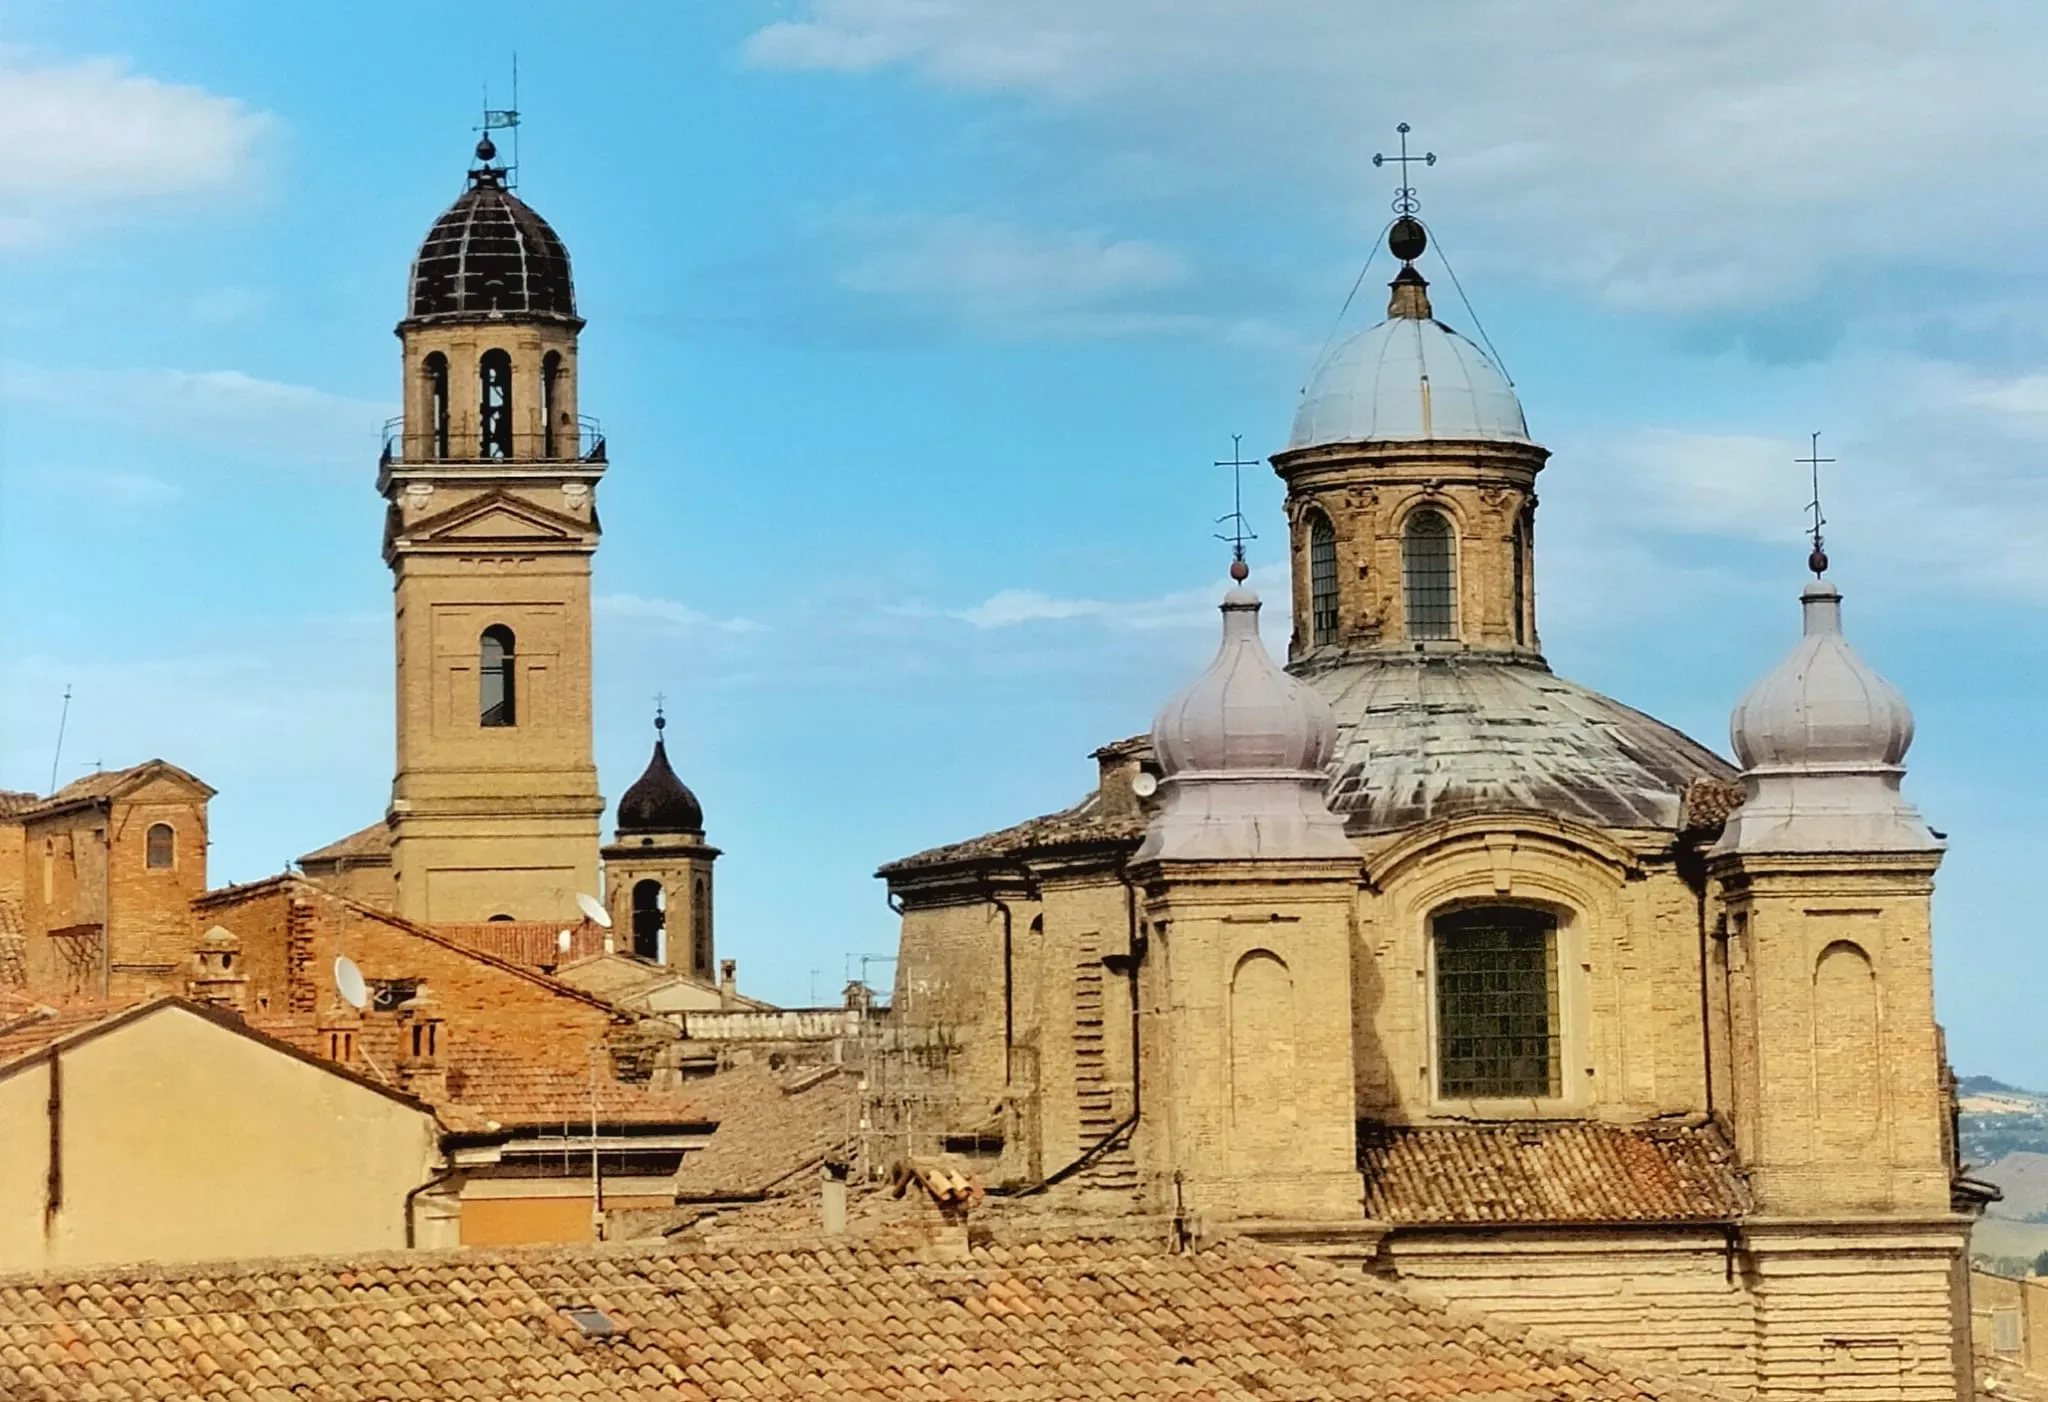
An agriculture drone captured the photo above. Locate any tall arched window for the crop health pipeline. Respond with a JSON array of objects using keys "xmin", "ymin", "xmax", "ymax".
[
  {"xmin": 692, "ymin": 876, "xmax": 711, "ymax": 976},
  {"xmin": 1511, "ymin": 517, "xmax": 1528, "ymax": 646},
  {"xmin": 479, "ymin": 625, "xmax": 517, "ymax": 727},
  {"xmin": 1307, "ymin": 511, "xmax": 1339, "ymax": 647},
  {"xmin": 631, "ymin": 878, "xmax": 664, "ymax": 962},
  {"xmin": 145, "ymin": 823, "xmax": 175, "ymax": 870},
  {"xmin": 1434, "ymin": 906, "xmax": 1560, "ymax": 1099},
  {"xmin": 422, "ymin": 352, "xmax": 450, "ymax": 459},
  {"xmin": 541, "ymin": 350, "xmax": 562, "ymax": 458},
  {"xmin": 479, "ymin": 349, "xmax": 513, "ymax": 458},
  {"xmin": 1403, "ymin": 508, "xmax": 1456, "ymax": 641}
]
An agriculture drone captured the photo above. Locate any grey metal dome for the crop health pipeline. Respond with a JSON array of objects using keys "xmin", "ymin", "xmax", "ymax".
[
  {"xmin": 1303, "ymin": 656, "xmax": 1735, "ymax": 834},
  {"xmin": 406, "ymin": 151, "xmax": 577, "ymax": 324}
]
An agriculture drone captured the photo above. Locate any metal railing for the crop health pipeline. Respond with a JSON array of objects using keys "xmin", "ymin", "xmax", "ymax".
[{"xmin": 380, "ymin": 414, "xmax": 605, "ymax": 464}]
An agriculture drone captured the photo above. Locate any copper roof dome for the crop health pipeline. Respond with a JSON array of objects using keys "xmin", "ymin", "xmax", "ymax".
[
  {"xmin": 617, "ymin": 729, "xmax": 704, "ymax": 836},
  {"xmin": 405, "ymin": 139, "xmax": 578, "ymax": 324}
]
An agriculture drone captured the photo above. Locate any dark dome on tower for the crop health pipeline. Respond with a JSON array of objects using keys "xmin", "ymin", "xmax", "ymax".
[
  {"xmin": 406, "ymin": 144, "xmax": 578, "ymax": 324},
  {"xmin": 617, "ymin": 732, "xmax": 704, "ymax": 836}
]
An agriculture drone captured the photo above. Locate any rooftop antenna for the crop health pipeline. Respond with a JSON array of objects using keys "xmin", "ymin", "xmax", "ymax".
[
  {"xmin": 1799, "ymin": 431, "xmax": 1835, "ymax": 576},
  {"xmin": 1213, "ymin": 434, "xmax": 1259, "ymax": 582},
  {"xmin": 478, "ymin": 55, "xmax": 521, "ymax": 187},
  {"xmin": 48, "ymin": 684, "xmax": 71, "ymax": 793}
]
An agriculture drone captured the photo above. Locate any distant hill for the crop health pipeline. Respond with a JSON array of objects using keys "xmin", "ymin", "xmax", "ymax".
[{"xmin": 1960, "ymin": 1075, "xmax": 2048, "ymax": 1217}]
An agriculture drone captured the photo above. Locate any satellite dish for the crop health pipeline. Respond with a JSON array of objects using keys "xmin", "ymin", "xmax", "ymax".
[
  {"xmin": 557, "ymin": 929, "xmax": 573, "ymax": 953},
  {"xmin": 576, "ymin": 892, "xmax": 613, "ymax": 929},
  {"xmin": 1130, "ymin": 771, "xmax": 1159, "ymax": 799},
  {"xmin": 334, "ymin": 956, "xmax": 368, "ymax": 1010}
]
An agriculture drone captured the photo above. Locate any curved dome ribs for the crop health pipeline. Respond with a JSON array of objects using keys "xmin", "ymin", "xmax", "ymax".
[{"xmin": 407, "ymin": 170, "xmax": 577, "ymax": 323}]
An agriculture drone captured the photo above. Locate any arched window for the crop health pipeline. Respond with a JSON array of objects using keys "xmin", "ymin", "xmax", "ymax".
[
  {"xmin": 541, "ymin": 351, "xmax": 562, "ymax": 458},
  {"xmin": 422, "ymin": 353, "xmax": 449, "ymax": 459},
  {"xmin": 1307, "ymin": 511, "xmax": 1339, "ymax": 647},
  {"xmin": 145, "ymin": 822, "xmax": 175, "ymax": 869},
  {"xmin": 1434, "ymin": 905, "xmax": 1560, "ymax": 1099},
  {"xmin": 1403, "ymin": 508, "xmax": 1456, "ymax": 641},
  {"xmin": 631, "ymin": 879, "xmax": 664, "ymax": 962},
  {"xmin": 479, "ymin": 625, "xmax": 516, "ymax": 727},
  {"xmin": 1511, "ymin": 517, "xmax": 1527, "ymax": 646},
  {"xmin": 692, "ymin": 876, "xmax": 711, "ymax": 976},
  {"xmin": 479, "ymin": 349, "xmax": 513, "ymax": 458}
]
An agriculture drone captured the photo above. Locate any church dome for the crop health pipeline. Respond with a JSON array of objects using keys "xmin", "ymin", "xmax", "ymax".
[
  {"xmin": 406, "ymin": 140, "xmax": 577, "ymax": 324},
  {"xmin": 1154, "ymin": 586, "xmax": 1339, "ymax": 777},
  {"xmin": 616, "ymin": 727, "xmax": 703, "ymax": 835},
  {"xmin": 1728, "ymin": 581, "xmax": 1913, "ymax": 772},
  {"xmin": 1305, "ymin": 655, "xmax": 1735, "ymax": 834},
  {"xmin": 1290, "ymin": 314, "xmax": 1529, "ymax": 450}
]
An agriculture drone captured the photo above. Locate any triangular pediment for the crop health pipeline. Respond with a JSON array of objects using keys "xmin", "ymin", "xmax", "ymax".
[{"xmin": 407, "ymin": 489, "xmax": 584, "ymax": 545}]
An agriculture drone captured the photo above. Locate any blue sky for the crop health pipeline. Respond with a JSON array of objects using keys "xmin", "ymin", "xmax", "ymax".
[{"xmin": 2, "ymin": 1, "xmax": 2046, "ymax": 1072}]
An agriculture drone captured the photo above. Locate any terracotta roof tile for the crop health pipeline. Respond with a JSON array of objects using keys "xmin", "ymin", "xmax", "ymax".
[
  {"xmin": 1358, "ymin": 1120, "xmax": 1750, "ymax": 1225},
  {"xmin": 881, "ymin": 789, "xmax": 1145, "ymax": 876},
  {"xmin": 674, "ymin": 1067, "xmax": 859, "ymax": 1200},
  {"xmin": 0, "ymin": 899, "xmax": 25, "ymax": 989},
  {"xmin": 0, "ymin": 1005, "xmax": 135, "ymax": 1070},
  {"xmin": 0, "ymin": 1237, "xmax": 1721, "ymax": 1401},
  {"xmin": 295, "ymin": 822, "xmax": 392, "ymax": 866},
  {"xmin": 434, "ymin": 919, "xmax": 611, "ymax": 969}
]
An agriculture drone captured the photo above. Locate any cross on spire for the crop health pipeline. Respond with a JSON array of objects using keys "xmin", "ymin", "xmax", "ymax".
[
  {"xmin": 1373, "ymin": 122, "xmax": 1436, "ymax": 216},
  {"xmin": 1798, "ymin": 431, "xmax": 1835, "ymax": 577},
  {"xmin": 653, "ymin": 692, "xmax": 667, "ymax": 733},
  {"xmin": 1213, "ymin": 433, "xmax": 1259, "ymax": 582}
]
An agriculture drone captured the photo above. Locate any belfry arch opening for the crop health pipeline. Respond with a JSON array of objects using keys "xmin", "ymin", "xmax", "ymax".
[
  {"xmin": 421, "ymin": 352, "xmax": 449, "ymax": 459},
  {"xmin": 479, "ymin": 625, "xmax": 516, "ymax": 727},
  {"xmin": 541, "ymin": 351, "xmax": 563, "ymax": 458},
  {"xmin": 479, "ymin": 349, "xmax": 513, "ymax": 458},
  {"xmin": 1403, "ymin": 508, "xmax": 1456, "ymax": 641},
  {"xmin": 631, "ymin": 879, "xmax": 664, "ymax": 962},
  {"xmin": 1307, "ymin": 509, "xmax": 1339, "ymax": 647}
]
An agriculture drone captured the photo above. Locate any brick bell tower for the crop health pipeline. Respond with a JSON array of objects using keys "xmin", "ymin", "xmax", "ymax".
[{"xmin": 379, "ymin": 133, "xmax": 605, "ymax": 924}]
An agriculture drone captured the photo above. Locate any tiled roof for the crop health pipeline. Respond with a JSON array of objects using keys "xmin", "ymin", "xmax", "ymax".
[
  {"xmin": 0, "ymin": 899, "xmax": 25, "ymax": 989},
  {"xmin": 881, "ymin": 788, "xmax": 1146, "ymax": 876},
  {"xmin": 434, "ymin": 918, "xmax": 611, "ymax": 969},
  {"xmin": 0, "ymin": 1237, "xmax": 1719, "ymax": 1401},
  {"xmin": 1679, "ymin": 777, "xmax": 1747, "ymax": 837},
  {"xmin": 0, "ymin": 1006, "xmax": 129, "ymax": 1070},
  {"xmin": 249, "ymin": 1013, "xmax": 705, "ymax": 1134},
  {"xmin": 1358, "ymin": 1120, "xmax": 1751, "ymax": 1226},
  {"xmin": 295, "ymin": 821, "xmax": 391, "ymax": 866},
  {"xmin": 0, "ymin": 790, "xmax": 39, "ymax": 818},
  {"xmin": 14, "ymin": 760, "xmax": 216, "ymax": 818},
  {"xmin": 674, "ymin": 1066, "xmax": 859, "ymax": 1199}
]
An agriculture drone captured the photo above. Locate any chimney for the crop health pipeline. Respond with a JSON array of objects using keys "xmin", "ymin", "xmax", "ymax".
[
  {"xmin": 395, "ymin": 986, "xmax": 448, "ymax": 1103},
  {"xmin": 317, "ymin": 998, "xmax": 363, "ymax": 1065},
  {"xmin": 719, "ymin": 959, "xmax": 738, "ymax": 1010},
  {"xmin": 894, "ymin": 1156, "xmax": 981, "ymax": 1262},
  {"xmin": 821, "ymin": 1160, "xmax": 849, "ymax": 1236},
  {"xmin": 187, "ymin": 925, "xmax": 249, "ymax": 1015}
]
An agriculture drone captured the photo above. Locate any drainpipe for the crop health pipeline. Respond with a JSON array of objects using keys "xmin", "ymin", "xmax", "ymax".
[{"xmin": 404, "ymin": 1164, "xmax": 459, "ymax": 1248}]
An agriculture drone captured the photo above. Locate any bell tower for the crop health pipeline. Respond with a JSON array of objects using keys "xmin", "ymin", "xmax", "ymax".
[{"xmin": 379, "ymin": 134, "xmax": 605, "ymax": 924}]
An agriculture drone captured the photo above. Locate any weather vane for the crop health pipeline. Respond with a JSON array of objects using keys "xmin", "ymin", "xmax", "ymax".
[
  {"xmin": 475, "ymin": 55, "xmax": 522, "ymax": 186},
  {"xmin": 1798, "ymin": 431, "xmax": 1834, "ymax": 577},
  {"xmin": 1214, "ymin": 434, "xmax": 1259, "ymax": 582},
  {"xmin": 1373, "ymin": 121, "xmax": 1435, "ymax": 216}
]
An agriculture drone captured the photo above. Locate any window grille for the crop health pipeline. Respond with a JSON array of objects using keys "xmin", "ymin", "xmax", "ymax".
[
  {"xmin": 1308, "ymin": 512, "xmax": 1339, "ymax": 646},
  {"xmin": 1434, "ymin": 906, "xmax": 1560, "ymax": 1098},
  {"xmin": 1403, "ymin": 509, "xmax": 1456, "ymax": 640},
  {"xmin": 479, "ymin": 349, "xmax": 513, "ymax": 458},
  {"xmin": 145, "ymin": 823, "xmax": 175, "ymax": 870},
  {"xmin": 480, "ymin": 625, "xmax": 516, "ymax": 727},
  {"xmin": 368, "ymin": 977, "xmax": 419, "ymax": 1014}
]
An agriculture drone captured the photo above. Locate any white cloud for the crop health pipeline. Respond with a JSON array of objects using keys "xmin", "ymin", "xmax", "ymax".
[
  {"xmin": 0, "ymin": 50, "xmax": 272, "ymax": 245},
  {"xmin": 595, "ymin": 593, "xmax": 765, "ymax": 635},
  {"xmin": 0, "ymin": 363, "xmax": 389, "ymax": 466},
  {"xmin": 954, "ymin": 564, "xmax": 1291, "ymax": 634},
  {"xmin": 748, "ymin": 1, "xmax": 2048, "ymax": 314}
]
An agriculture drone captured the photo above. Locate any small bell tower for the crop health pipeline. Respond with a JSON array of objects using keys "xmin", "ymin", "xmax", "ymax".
[
  {"xmin": 381, "ymin": 134, "xmax": 606, "ymax": 924},
  {"xmin": 601, "ymin": 707, "xmax": 720, "ymax": 980}
]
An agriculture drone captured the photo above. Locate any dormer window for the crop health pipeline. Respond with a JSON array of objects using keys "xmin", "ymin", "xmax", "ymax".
[{"xmin": 1403, "ymin": 508, "xmax": 1456, "ymax": 641}]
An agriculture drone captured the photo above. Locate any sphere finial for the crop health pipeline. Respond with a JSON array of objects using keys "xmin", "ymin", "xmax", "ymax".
[
  {"xmin": 1230, "ymin": 557, "xmax": 1250, "ymax": 582},
  {"xmin": 1389, "ymin": 216, "xmax": 1427, "ymax": 263},
  {"xmin": 475, "ymin": 133, "xmax": 497, "ymax": 164}
]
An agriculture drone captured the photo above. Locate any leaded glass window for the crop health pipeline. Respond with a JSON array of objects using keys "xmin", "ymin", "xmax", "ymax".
[
  {"xmin": 1308, "ymin": 511, "xmax": 1339, "ymax": 646},
  {"xmin": 1434, "ymin": 906, "xmax": 1560, "ymax": 1099},
  {"xmin": 480, "ymin": 625, "xmax": 516, "ymax": 727},
  {"xmin": 1403, "ymin": 508, "xmax": 1456, "ymax": 640}
]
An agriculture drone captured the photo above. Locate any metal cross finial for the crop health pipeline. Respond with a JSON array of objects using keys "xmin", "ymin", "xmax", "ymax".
[
  {"xmin": 1213, "ymin": 434, "xmax": 1259, "ymax": 581},
  {"xmin": 1798, "ymin": 431, "xmax": 1835, "ymax": 577},
  {"xmin": 1373, "ymin": 122, "xmax": 1436, "ymax": 216},
  {"xmin": 653, "ymin": 692, "xmax": 667, "ymax": 733}
]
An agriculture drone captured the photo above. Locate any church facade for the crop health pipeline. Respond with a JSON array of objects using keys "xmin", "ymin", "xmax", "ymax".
[{"xmin": 881, "ymin": 214, "xmax": 1982, "ymax": 1400}]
